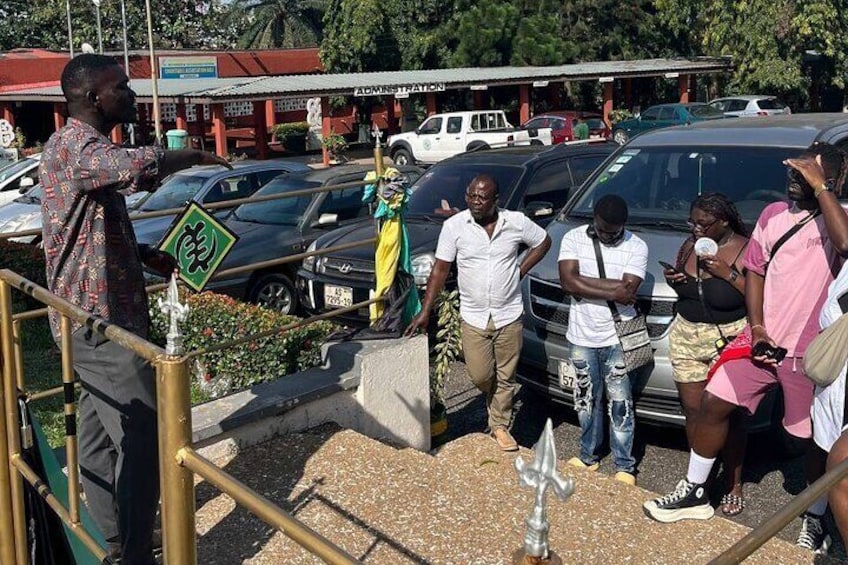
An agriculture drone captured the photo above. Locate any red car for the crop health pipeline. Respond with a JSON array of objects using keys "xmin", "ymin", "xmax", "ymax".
[{"xmin": 520, "ymin": 111, "xmax": 610, "ymax": 144}]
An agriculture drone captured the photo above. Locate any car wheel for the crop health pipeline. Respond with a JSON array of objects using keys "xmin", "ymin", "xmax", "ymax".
[
  {"xmin": 392, "ymin": 148, "xmax": 413, "ymax": 166},
  {"xmin": 530, "ymin": 139, "xmax": 544, "ymax": 146},
  {"xmin": 249, "ymin": 273, "xmax": 297, "ymax": 315},
  {"xmin": 613, "ymin": 130, "xmax": 629, "ymax": 145}
]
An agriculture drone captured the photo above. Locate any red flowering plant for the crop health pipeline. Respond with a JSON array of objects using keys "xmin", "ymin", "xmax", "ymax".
[{"xmin": 149, "ymin": 290, "xmax": 336, "ymax": 402}]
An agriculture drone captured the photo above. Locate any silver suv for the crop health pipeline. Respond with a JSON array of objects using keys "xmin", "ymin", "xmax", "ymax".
[{"xmin": 517, "ymin": 114, "xmax": 848, "ymax": 427}]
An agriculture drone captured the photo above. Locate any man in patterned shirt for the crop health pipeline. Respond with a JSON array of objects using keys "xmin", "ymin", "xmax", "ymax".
[{"xmin": 40, "ymin": 54, "xmax": 229, "ymax": 565}]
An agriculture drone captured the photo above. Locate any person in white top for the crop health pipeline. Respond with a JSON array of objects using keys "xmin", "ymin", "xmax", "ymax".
[
  {"xmin": 405, "ymin": 173, "xmax": 551, "ymax": 451},
  {"xmin": 558, "ymin": 194, "xmax": 648, "ymax": 484}
]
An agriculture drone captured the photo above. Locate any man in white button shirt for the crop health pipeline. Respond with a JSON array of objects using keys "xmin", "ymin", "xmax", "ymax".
[
  {"xmin": 405, "ymin": 174, "xmax": 551, "ymax": 451},
  {"xmin": 558, "ymin": 194, "xmax": 648, "ymax": 484}
]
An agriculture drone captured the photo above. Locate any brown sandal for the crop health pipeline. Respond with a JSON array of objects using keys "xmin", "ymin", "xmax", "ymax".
[{"xmin": 721, "ymin": 493, "xmax": 745, "ymax": 516}]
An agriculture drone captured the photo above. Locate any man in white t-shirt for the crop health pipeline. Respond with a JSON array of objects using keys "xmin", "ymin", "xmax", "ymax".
[
  {"xmin": 558, "ymin": 194, "xmax": 648, "ymax": 484},
  {"xmin": 406, "ymin": 174, "xmax": 551, "ymax": 451}
]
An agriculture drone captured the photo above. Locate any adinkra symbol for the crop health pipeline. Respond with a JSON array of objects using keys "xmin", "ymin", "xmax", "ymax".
[{"xmin": 175, "ymin": 220, "xmax": 219, "ymax": 275}]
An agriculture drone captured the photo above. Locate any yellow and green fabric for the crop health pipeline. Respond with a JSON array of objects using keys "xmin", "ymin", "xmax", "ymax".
[{"xmin": 362, "ymin": 167, "xmax": 422, "ymax": 325}]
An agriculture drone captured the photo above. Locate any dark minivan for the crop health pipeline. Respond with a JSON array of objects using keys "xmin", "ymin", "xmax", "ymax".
[{"xmin": 296, "ymin": 141, "xmax": 616, "ymax": 324}]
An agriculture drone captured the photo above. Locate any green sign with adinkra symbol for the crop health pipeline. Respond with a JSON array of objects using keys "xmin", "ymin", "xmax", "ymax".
[{"xmin": 158, "ymin": 201, "xmax": 238, "ymax": 292}]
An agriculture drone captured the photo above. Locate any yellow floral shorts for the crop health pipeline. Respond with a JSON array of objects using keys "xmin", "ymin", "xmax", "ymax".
[{"xmin": 668, "ymin": 315, "xmax": 748, "ymax": 384}]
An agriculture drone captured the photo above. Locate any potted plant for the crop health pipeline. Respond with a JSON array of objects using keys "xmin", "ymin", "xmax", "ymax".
[
  {"xmin": 273, "ymin": 121, "xmax": 310, "ymax": 153},
  {"xmin": 431, "ymin": 289, "xmax": 461, "ymax": 441},
  {"xmin": 321, "ymin": 131, "xmax": 349, "ymax": 163}
]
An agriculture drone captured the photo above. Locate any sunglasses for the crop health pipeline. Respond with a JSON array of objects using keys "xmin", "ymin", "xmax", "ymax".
[{"xmin": 687, "ymin": 218, "xmax": 719, "ymax": 232}]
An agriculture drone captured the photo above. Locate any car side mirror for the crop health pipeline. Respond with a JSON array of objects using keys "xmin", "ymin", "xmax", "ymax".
[
  {"xmin": 524, "ymin": 201, "xmax": 555, "ymax": 219},
  {"xmin": 18, "ymin": 177, "xmax": 35, "ymax": 192},
  {"xmin": 312, "ymin": 213, "xmax": 338, "ymax": 228}
]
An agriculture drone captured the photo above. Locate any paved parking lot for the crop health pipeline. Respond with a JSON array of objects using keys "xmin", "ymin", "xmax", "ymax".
[{"xmin": 439, "ymin": 361, "xmax": 846, "ymax": 558}]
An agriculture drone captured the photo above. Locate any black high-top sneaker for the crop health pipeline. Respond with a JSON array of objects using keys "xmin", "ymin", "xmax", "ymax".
[{"xmin": 643, "ymin": 478, "xmax": 714, "ymax": 523}]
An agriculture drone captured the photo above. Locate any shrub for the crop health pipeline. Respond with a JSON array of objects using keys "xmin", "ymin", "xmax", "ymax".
[
  {"xmin": 609, "ymin": 109, "xmax": 634, "ymax": 125},
  {"xmin": 321, "ymin": 132, "xmax": 348, "ymax": 159},
  {"xmin": 272, "ymin": 121, "xmax": 310, "ymax": 143},
  {"xmin": 148, "ymin": 290, "xmax": 337, "ymax": 400},
  {"xmin": 0, "ymin": 239, "xmax": 47, "ymax": 311}
]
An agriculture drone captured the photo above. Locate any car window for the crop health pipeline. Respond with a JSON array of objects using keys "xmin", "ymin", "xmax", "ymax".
[
  {"xmin": 204, "ymin": 174, "xmax": 257, "ymax": 204},
  {"xmin": 496, "ymin": 113, "xmax": 506, "ymax": 129},
  {"xmin": 657, "ymin": 107, "xmax": 675, "ymax": 121},
  {"xmin": 708, "ymin": 100, "xmax": 726, "ymax": 112},
  {"xmin": 524, "ymin": 162, "xmax": 571, "ymax": 200},
  {"xmin": 419, "ymin": 117, "xmax": 442, "ymax": 135},
  {"xmin": 640, "ymin": 107, "xmax": 660, "ymax": 121},
  {"xmin": 138, "ymin": 173, "xmax": 207, "ymax": 211},
  {"xmin": 756, "ymin": 98, "xmax": 784, "ymax": 110},
  {"xmin": 687, "ymin": 104, "xmax": 724, "ymax": 118},
  {"xmin": 0, "ymin": 159, "xmax": 36, "ymax": 186},
  {"xmin": 231, "ymin": 178, "xmax": 319, "ymax": 225},
  {"xmin": 407, "ymin": 163, "xmax": 523, "ymax": 216},
  {"xmin": 726, "ymin": 100, "xmax": 746, "ymax": 112},
  {"xmin": 471, "ymin": 114, "xmax": 480, "ymax": 130},
  {"xmin": 585, "ymin": 118, "xmax": 605, "ymax": 130},
  {"xmin": 568, "ymin": 155, "xmax": 607, "ymax": 186},
  {"xmin": 319, "ymin": 183, "xmax": 367, "ymax": 221},
  {"xmin": 446, "ymin": 117, "xmax": 463, "ymax": 134},
  {"xmin": 255, "ymin": 169, "xmax": 286, "ymax": 187},
  {"xmin": 567, "ymin": 146, "xmax": 798, "ymax": 228},
  {"xmin": 525, "ymin": 117, "xmax": 548, "ymax": 129},
  {"xmin": 552, "ymin": 118, "xmax": 569, "ymax": 130}
]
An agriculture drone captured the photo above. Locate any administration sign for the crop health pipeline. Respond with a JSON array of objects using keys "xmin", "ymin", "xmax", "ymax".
[
  {"xmin": 354, "ymin": 83, "xmax": 445, "ymax": 97},
  {"xmin": 159, "ymin": 56, "xmax": 218, "ymax": 79},
  {"xmin": 158, "ymin": 202, "xmax": 238, "ymax": 292}
]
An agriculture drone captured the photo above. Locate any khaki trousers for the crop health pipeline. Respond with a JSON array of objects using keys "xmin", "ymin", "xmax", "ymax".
[{"xmin": 460, "ymin": 316, "xmax": 523, "ymax": 430}]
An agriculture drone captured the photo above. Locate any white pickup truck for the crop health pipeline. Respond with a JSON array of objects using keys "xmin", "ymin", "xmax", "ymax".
[{"xmin": 388, "ymin": 110, "xmax": 537, "ymax": 165}]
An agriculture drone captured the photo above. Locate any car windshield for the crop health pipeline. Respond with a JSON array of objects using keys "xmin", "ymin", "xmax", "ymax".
[
  {"xmin": 586, "ymin": 118, "xmax": 606, "ymax": 129},
  {"xmin": 139, "ymin": 174, "xmax": 207, "ymax": 211},
  {"xmin": 230, "ymin": 178, "xmax": 318, "ymax": 225},
  {"xmin": 565, "ymin": 145, "xmax": 800, "ymax": 228},
  {"xmin": 686, "ymin": 105, "xmax": 724, "ymax": 118},
  {"xmin": 15, "ymin": 184, "xmax": 43, "ymax": 203},
  {"xmin": 0, "ymin": 159, "xmax": 35, "ymax": 183},
  {"xmin": 757, "ymin": 98, "xmax": 785, "ymax": 110},
  {"xmin": 407, "ymin": 163, "xmax": 523, "ymax": 217}
]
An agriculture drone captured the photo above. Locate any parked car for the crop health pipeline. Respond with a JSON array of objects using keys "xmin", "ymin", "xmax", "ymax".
[
  {"xmin": 297, "ymin": 141, "xmax": 617, "ymax": 325},
  {"xmin": 520, "ymin": 111, "xmax": 610, "ymax": 145},
  {"xmin": 201, "ymin": 164, "xmax": 423, "ymax": 314},
  {"xmin": 517, "ymin": 113, "xmax": 848, "ymax": 428},
  {"xmin": 708, "ymin": 95, "xmax": 791, "ymax": 117},
  {"xmin": 131, "ymin": 160, "xmax": 309, "ymax": 247},
  {"xmin": 388, "ymin": 110, "xmax": 535, "ymax": 166},
  {"xmin": 611, "ymin": 103, "xmax": 725, "ymax": 145},
  {"xmin": 0, "ymin": 154, "xmax": 41, "ymax": 209}
]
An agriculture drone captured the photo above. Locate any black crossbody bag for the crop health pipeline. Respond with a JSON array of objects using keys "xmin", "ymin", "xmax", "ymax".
[{"xmin": 592, "ymin": 238, "xmax": 653, "ymax": 373}]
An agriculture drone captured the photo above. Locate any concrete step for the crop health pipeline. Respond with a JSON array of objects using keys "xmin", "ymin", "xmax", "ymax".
[{"xmin": 194, "ymin": 425, "xmax": 820, "ymax": 564}]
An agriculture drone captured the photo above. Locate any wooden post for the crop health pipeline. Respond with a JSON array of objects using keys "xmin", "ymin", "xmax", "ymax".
[
  {"xmin": 53, "ymin": 103, "xmax": 66, "ymax": 132},
  {"xmin": 679, "ymin": 74, "xmax": 691, "ymax": 103},
  {"xmin": 602, "ymin": 81, "xmax": 614, "ymax": 128},
  {"xmin": 265, "ymin": 99, "xmax": 276, "ymax": 130},
  {"xmin": 175, "ymin": 103, "xmax": 188, "ymax": 131},
  {"xmin": 111, "ymin": 126, "xmax": 123, "ymax": 144},
  {"xmin": 550, "ymin": 83, "xmax": 562, "ymax": 109},
  {"xmin": 253, "ymin": 101, "xmax": 268, "ymax": 160},
  {"xmin": 212, "ymin": 103, "xmax": 227, "ymax": 157},
  {"xmin": 321, "ymin": 98, "xmax": 331, "ymax": 166},
  {"xmin": 425, "ymin": 93, "xmax": 437, "ymax": 116},
  {"xmin": 0, "ymin": 103, "xmax": 13, "ymax": 127},
  {"xmin": 473, "ymin": 90, "xmax": 484, "ymax": 109},
  {"xmin": 519, "ymin": 84, "xmax": 530, "ymax": 124}
]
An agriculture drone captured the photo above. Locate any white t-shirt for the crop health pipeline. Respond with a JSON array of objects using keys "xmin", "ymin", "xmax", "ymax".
[
  {"xmin": 557, "ymin": 225, "xmax": 648, "ymax": 348},
  {"xmin": 435, "ymin": 209, "xmax": 547, "ymax": 330},
  {"xmin": 812, "ymin": 261, "xmax": 848, "ymax": 452}
]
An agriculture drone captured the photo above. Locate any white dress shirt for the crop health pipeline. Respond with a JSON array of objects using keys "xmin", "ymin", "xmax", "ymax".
[{"xmin": 435, "ymin": 209, "xmax": 547, "ymax": 330}]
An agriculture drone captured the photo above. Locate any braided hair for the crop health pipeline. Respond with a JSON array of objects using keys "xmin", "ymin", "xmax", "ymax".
[
  {"xmin": 690, "ymin": 192, "xmax": 749, "ymax": 237},
  {"xmin": 803, "ymin": 142, "xmax": 848, "ymax": 196}
]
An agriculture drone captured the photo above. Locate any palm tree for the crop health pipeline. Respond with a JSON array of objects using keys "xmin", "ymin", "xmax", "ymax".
[{"xmin": 228, "ymin": 0, "xmax": 326, "ymax": 49}]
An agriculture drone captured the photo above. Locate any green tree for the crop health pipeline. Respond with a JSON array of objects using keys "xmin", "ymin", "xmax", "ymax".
[
  {"xmin": 444, "ymin": 1, "xmax": 520, "ymax": 67},
  {"xmin": 511, "ymin": 0, "xmax": 572, "ymax": 66},
  {"xmin": 226, "ymin": 0, "xmax": 325, "ymax": 49},
  {"xmin": 319, "ymin": 0, "xmax": 397, "ymax": 73}
]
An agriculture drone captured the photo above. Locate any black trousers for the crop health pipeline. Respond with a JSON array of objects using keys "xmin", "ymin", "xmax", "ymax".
[{"xmin": 72, "ymin": 328, "xmax": 159, "ymax": 565}]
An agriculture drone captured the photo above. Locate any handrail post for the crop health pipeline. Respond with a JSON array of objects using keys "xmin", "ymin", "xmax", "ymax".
[
  {"xmin": 0, "ymin": 280, "xmax": 20, "ymax": 564},
  {"xmin": 0, "ymin": 280, "xmax": 27, "ymax": 563},
  {"xmin": 60, "ymin": 316, "xmax": 81, "ymax": 525},
  {"xmin": 156, "ymin": 355, "xmax": 197, "ymax": 565}
]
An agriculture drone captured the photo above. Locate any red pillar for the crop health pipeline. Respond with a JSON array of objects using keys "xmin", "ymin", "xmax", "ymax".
[
  {"xmin": 519, "ymin": 85, "xmax": 530, "ymax": 124},
  {"xmin": 111, "ymin": 126, "xmax": 123, "ymax": 144},
  {"xmin": 624, "ymin": 78, "xmax": 633, "ymax": 110},
  {"xmin": 175, "ymin": 103, "xmax": 188, "ymax": 131},
  {"xmin": 602, "ymin": 81, "xmax": 614, "ymax": 128},
  {"xmin": 265, "ymin": 99, "xmax": 276, "ymax": 130},
  {"xmin": 53, "ymin": 103, "xmax": 66, "ymax": 132},
  {"xmin": 0, "ymin": 103, "xmax": 13, "ymax": 127},
  {"xmin": 394, "ymin": 98, "xmax": 404, "ymax": 132},
  {"xmin": 678, "ymin": 75, "xmax": 691, "ymax": 103},
  {"xmin": 253, "ymin": 101, "xmax": 268, "ymax": 160},
  {"xmin": 212, "ymin": 103, "xmax": 227, "ymax": 157},
  {"xmin": 473, "ymin": 90, "xmax": 484, "ymax": 109},
  {"xmin": 321, "ymin": 98, "xmax": 331, "ymax": 166},
  {"xmin": 425, "ymin": 93, "xmax": 437, "ymax": 116},
  {"xmin": 386, "ymin": 96, "xmax": 397, "ymax": 132}
]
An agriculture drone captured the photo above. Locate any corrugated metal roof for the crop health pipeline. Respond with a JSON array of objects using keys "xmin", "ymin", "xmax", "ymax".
[{"xmin": 0, "ymin": 57, "xmax": 731, "ymax": 103}]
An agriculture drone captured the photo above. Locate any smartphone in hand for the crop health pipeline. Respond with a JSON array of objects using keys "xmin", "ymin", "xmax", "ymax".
[{"xmin": 658, "ymin": 260, "xmax": 678, "ymax": 272}]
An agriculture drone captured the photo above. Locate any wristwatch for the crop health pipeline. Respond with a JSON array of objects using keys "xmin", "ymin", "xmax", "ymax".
[
  {"xmin": 729, "ymin": 270, "xmax": 739, "ymax": 283},
  {"xmin": 815, "ymin": 178, "xmax": 836, "ymax": 197}
]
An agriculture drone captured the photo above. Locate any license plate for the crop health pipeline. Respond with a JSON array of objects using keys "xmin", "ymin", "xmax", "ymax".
[
  {"xmin": 557, "ymin": 359, "xmax": 575, "ymax": 389},
  {"xmin": 324, "ymin": 285, "xmax": 353, "ymax": 307}
]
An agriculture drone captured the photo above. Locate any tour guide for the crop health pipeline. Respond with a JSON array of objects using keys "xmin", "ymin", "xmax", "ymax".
[
  {"xmin": 39, "ymin": 54, "xmax": 229, "ymax": 564},
  {"xmin": 405, "ymin": 173, "xmax": 551, "ymax": 451}
]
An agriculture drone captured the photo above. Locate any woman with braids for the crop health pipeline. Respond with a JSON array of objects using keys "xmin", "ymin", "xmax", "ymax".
[{"xmin": 663, "ymin": 193, "xmax": 750, "ymax": 516}]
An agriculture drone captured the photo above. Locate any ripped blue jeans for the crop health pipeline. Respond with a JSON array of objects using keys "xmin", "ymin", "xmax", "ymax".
[{"xmin": 569, "ymin": 341, "xmax": 636, "ymax": 473}]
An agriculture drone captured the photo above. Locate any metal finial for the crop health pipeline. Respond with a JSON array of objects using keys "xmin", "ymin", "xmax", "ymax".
[
  {"xmin": 371, "ymin": 123, "xmax": 382, "ymax": 148},
  {"xmin": 514, "ymin": 418, "xmax": 574, "ymax": 560},
  {"xmin": 157, "ymin": 273, "xmax": 189, "ymax": 355}
]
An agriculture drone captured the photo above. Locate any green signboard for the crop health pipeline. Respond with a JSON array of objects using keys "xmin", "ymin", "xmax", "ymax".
[{"xmin": 158, "ymin": 201, "xmax": 238, "ymax": 292}]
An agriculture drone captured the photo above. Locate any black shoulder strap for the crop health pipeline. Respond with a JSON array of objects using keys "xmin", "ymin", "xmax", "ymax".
[
  {"xmin": 592, "ymin": 237, "xmax": 623, "ymax": 323},
  {"xmin": 765, "ymin": 210, "xmax": 820, "ymax": 273}
]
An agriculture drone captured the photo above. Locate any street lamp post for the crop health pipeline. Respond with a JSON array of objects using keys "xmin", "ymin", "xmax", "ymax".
[
  {"xmin": 66, "ymin": 0, "xmax": 74, "ymax": 58},
  {"xmin": 92, "ymin": 0, "xmax": 103, "ymax": 53},
  {"xmin": 119, "ymin": 0, "xmax": 135, "ymax": 144}
]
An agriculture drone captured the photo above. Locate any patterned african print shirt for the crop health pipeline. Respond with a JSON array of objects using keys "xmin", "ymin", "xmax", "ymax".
[{"xmin": 40, "ymin": 118, "xmax": 165, "ymax": 339}]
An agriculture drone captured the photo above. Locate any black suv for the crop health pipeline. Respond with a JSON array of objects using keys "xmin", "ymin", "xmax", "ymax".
[{"xmin": 296, "ymin": 141, "xmax": 616, "ymax": 324}]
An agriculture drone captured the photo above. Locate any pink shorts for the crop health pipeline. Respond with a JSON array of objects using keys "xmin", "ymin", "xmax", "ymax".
[{"xmin": 705, "ymin": 356, "xmax": 814, "ymax": 438}]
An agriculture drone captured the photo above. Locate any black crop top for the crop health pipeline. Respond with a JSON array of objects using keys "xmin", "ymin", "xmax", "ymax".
[{"xmin": 673, "ymin": 244, "xmax": 746, "ymax": 324}]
